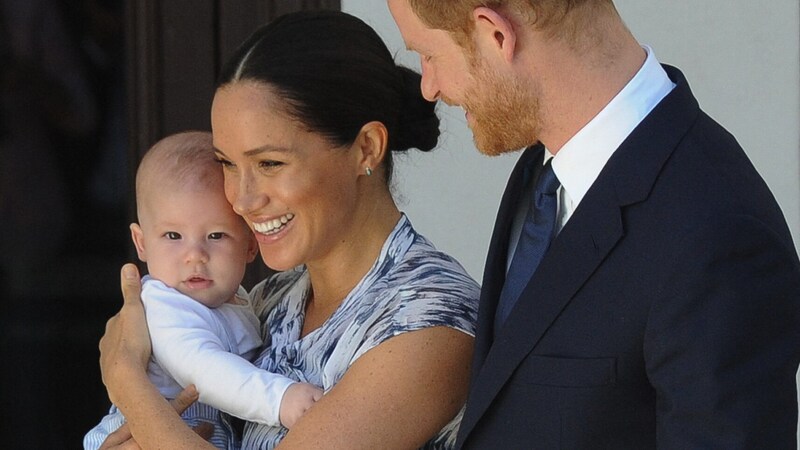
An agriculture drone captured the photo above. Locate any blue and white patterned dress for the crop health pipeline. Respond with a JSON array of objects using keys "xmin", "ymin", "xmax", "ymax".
[{"xmin": 240, "ymin": 214, "xmax": 480, "ymax": 449}]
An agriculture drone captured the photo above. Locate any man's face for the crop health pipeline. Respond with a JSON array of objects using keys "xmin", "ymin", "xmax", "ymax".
[
  {"xmin": 461, "ymin": 52, "xmax": 543, "ymax": 156},
  {"xmin": 388, "ymin": 0, "xmax": 473, "ymax": 104},
  {"xmin": 388, "ymin": 0, "xmax": 542, "ymax": 155}
]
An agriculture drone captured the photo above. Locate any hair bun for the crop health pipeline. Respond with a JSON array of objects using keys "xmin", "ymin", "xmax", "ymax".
[{"xmin": 390, "ymin": 67, "xmax": 440, "ymax": 153}]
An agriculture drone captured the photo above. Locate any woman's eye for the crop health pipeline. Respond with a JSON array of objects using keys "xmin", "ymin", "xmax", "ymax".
[
  {"xmin": 259, "ymin": 160, "xmax": 283, "ymax": 169},
  {"xmin": 214, "ymin": 157, "xmax": 235, "ymax": 169},
  {"xmin": 165, "ymin": 232, "xmax": 181, "ymax": 240},
  {"xmin": 208, "ymin": 232, "xmax": 225, "ymax": 240}
]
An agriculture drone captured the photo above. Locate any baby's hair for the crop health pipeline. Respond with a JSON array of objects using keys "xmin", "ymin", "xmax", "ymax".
[{"xmin": 135, "ymin": 131, "xmax": 220, "ymax": 218}]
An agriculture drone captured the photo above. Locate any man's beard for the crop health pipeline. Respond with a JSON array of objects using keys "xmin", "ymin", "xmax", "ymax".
[{"xmin": 460, "ymin": 60, "xmax": 542, "ymax": 156}]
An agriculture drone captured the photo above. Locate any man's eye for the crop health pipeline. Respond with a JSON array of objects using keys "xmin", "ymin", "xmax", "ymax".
[
  {"xmin": 166, "ymin": 232, "xmax": 181, "ymax": 240},
  {"xmin": 208, "ymin": 232, "xmax": 225, "ymax": 240}
]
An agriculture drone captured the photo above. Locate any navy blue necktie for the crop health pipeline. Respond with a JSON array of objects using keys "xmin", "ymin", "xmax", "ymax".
[{"xmin": 494, "ymin": 158, "xmax": 560, "ymax": 333}]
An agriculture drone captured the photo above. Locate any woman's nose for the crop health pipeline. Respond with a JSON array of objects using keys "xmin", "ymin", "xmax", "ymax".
[{"xmin": 229, "ymin": 172, "xmax": 266, "ymax": 216}]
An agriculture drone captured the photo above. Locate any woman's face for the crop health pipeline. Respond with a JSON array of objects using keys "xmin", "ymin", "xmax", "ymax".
[{"xmin": 211, "ymin": 81, "xmax": 362, "ymax": 271}]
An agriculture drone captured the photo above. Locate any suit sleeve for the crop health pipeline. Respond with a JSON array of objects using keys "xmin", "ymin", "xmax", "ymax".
[
  {"xmin": 143, "ymin": 281, "xmax": 294, "ymax": 427},
  {"xmin": 644, "ymin": 214, "xmax": 800, "ymax": 448}
]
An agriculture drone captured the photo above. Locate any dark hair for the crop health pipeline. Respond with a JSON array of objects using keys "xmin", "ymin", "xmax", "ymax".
[{"xmin": 217, "ymin": 10, "xmax": 440, "ymax": 184}]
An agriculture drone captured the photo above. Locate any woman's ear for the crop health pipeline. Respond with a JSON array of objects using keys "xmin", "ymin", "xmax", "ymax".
[
  {"xmin": 130, "ymin": 223, "xmax": 147, "ymax": 262},
  {"xmin": 473, "ymin": 6, "xmax": 517, "ymax": 63},
  {"xmin": 354, "ymin": 121, "xmax": 389, "ymax": 177}
]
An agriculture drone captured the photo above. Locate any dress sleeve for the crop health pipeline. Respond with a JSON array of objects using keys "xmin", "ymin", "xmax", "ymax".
[
  {"xmin": 349, "ymin": 260, "xmax": 480, "ymax": 365},
  {"xmin": 143, "ymin": 280, "xmax": 294, "ymax": 427}
]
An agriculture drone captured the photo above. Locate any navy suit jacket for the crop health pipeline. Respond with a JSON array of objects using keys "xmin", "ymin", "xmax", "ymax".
[{"xmin": 455, "ymin": 66, "xmax": 800, "ymax": 449}]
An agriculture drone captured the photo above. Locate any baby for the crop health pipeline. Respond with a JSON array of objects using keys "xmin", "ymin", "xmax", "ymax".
[{"xmin": 84, "ymin": 131, "xmax": 322, "ymax": 449}]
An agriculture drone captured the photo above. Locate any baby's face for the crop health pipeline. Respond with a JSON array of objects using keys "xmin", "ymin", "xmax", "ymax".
[{"xmin": 134, "ymin": 185, "xmax": 256, "ymax": 307}]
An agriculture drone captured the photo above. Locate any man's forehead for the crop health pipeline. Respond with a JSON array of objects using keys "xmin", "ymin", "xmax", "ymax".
[
  {"xmin": 387, "ymin": 0, "xmax": 422, "ymax": 34},
  {"xmin": 387, "ymin": 0, "xmax": 453, "ymax": 53}
]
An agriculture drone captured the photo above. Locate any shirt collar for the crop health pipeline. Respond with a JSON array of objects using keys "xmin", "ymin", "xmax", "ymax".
[{"xmin": 549, "ymin": 45, "xmax": 675, "ymax": 209}]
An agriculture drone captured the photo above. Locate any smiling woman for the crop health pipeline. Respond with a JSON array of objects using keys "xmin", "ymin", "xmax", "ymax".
[
  {"xmin": 211, "ymin": 80, "xmax": 373, "ymax": 275},
  {"xmin": 97, "ymin": 10, "xmax": 480, "ymax": 450}
]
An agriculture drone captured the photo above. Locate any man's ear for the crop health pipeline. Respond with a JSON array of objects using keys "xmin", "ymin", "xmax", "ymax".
[
  {"xmin": 354, "ymin": 121, "xmax": 389, "ymax": 178},
  {"xmin": 130, "ymin": 223, "xmax": 147, "ymax": 262},
  {"xmin": 473, "ymin": 6, "xmax": 518, "ymax": 63}
]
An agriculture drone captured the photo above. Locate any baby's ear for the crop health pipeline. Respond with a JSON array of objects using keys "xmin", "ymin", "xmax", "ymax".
[
  {"xmin": 245, "ymin": 232, "xmax": 259, "ymax": 263},
  {"xmin": 130, "ymin": 223, "xmax": 148, "ymax": 262}
]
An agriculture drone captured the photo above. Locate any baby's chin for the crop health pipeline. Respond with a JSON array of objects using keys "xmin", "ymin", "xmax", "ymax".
[{"xmin": 175, "ymin": 286, "xmax": 232, "ymax": 309}]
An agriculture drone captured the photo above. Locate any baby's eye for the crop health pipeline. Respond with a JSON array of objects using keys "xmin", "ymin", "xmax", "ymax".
[
  {"xmin": 165, "ymin": 231, "xmax": 181, "ymax": 240},
  {"xmin": 208, "ymin": 232, "xmax": 225, "ymax": 240}
]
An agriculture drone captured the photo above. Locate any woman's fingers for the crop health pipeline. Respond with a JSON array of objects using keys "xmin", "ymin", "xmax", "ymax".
[
  {"xmin": 168, "ymin": 386, "xmax": 214, "ymax": 441},
  {"xmin": 99, "ymin": 264, "xmax": 150, "ymax": 399},
  {"xmin": 193, "ymin": 422, "xmax": 215, "ymax": 441},
  {"xmin": 120, "ymin": 263, "xmax": 142, "ymax": 307},
  {"xmin": 98, "ymin": 423, "xmax": 139, "ymax": 450},
  {"xmin": 169, "ymin": 385, "xmax": 199, "ymax": 414},
  {"xmin": 96, "ymin": 387, "xmax": 204, "ymax": 450}
]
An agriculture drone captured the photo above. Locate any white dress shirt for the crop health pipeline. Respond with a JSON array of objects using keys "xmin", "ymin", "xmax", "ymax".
[{"xmin": 507, "ymin": 46, "xmax": 675, "ymax": 267}]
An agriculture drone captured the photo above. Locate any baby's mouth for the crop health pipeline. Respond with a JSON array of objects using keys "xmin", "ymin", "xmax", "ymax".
[{"xmin": 184, "ymin": 276, "xmax": 212, "ymax": 289}]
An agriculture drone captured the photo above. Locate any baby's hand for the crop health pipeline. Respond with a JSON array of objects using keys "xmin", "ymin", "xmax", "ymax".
[{"xmin": 279, "ymin": 382, "xmax": 323, "ymax": 429}]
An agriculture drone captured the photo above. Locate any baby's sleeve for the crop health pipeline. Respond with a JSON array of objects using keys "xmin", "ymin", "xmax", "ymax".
[{"xmin": 143, "ymin": 280, "xmax": 294, "ymax": 426}]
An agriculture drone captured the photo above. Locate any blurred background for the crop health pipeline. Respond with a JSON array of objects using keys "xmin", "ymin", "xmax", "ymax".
[{"xmin": 1, "ymin": 0, "xmax": 129, "ymax": 446}]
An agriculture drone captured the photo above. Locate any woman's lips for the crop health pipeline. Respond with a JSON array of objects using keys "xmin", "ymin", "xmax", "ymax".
[{"xmin": 252, "ymin": 213, "xmax": 294, "ymax": 235}]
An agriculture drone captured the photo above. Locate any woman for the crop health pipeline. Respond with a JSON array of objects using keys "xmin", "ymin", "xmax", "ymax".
[{"xmin": 99, "ymin": 10, "xmax": 479, "ymax": 449}]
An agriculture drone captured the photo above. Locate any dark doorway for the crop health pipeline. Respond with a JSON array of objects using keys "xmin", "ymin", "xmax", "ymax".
[{"xmin": 0, "ymin": 1, "xmax": 338, "ymax": 447}]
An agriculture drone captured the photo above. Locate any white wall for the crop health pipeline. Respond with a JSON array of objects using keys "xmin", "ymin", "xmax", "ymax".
[{"xmin": 343, "ymin": 1, "xmax": 800, "ymax": 282}]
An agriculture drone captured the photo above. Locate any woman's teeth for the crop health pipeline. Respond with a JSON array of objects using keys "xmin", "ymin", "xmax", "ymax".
[{"xmin": 253, "ymin": 213, "xmax": 294, "ymax": 235}]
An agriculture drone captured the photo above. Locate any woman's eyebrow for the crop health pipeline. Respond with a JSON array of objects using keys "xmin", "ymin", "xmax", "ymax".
[
  {"xmin": 244, "ymin": 145, "xmax": 292, "ymax": 157},
  {"xmin": 213, "ymin": 145, "xmax": 292, "ymax": 157}
]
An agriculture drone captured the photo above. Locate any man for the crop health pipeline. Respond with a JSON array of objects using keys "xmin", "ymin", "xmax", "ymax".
[{"xmin": 388, "ymin": 0, "xmax": 800, "ymax": 448}]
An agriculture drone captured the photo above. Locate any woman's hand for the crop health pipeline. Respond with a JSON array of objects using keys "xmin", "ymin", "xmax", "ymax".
[
  {"xmin": 99, "ymin": 264, "xmax": 151, "ymax": 403},
  {"xmin": 98, "ymin": 386, "xmax": 213, "ymax": 449},
  {"xmin": 97, "ymin": 267, "xmax": 215, "ymax": 449}
]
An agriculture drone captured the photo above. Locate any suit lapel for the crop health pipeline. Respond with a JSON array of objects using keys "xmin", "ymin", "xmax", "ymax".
[
  {"xmin": 458, "ymin": 65, "xmax": 701, "ymax": 445},
  {"xmin": 471, "ymin": 145, "xmax": 544, "ymax": 374}
]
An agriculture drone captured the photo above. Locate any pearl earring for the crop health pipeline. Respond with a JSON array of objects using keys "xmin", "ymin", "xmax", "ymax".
[{"xmin": 365, "ymin": 167, "xmax": 373, "ymax": 176}]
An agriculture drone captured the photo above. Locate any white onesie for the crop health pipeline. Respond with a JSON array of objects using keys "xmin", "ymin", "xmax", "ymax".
[{"xmin": 84, "ymin": 276, "xmax": 294, "ymax": 450}]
